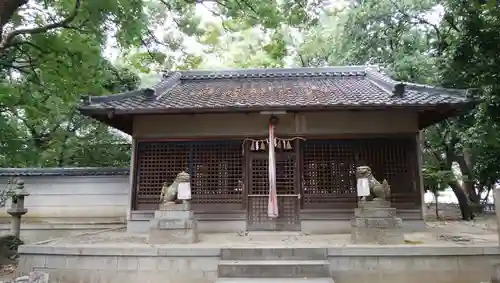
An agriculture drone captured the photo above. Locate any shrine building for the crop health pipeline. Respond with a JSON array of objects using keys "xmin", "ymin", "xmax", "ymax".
[{"xmin": 78, "ymin": 66, "xmax": 473, "ymax": 234}]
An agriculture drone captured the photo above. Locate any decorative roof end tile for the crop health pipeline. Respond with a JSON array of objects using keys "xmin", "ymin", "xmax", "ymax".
[
  {"xmin": 81, "ymin": 95, "xmax": 91, "ymax": 105},
  {"xmin": 392, "ymin": 83, "xmax": 406, "ymax": 98},
  {"xmin": 143, "ymin": 88, "xmax": 156, "ymax": 100},
  {"xmin": 154, "ymin": 72, "xmax": 182, "ymax": 100},
  {"xmin": 365, "ymin": 67, "xmax": 398, "ymax": 95}
]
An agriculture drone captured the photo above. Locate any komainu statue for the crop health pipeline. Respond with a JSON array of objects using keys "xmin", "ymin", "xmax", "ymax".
[
  {"xmin": 159, "ymin": 171, "xmax": 190, "ymax": 205},
  {"xmin": 355, "ymin": 166, "xmax": 391, "ymax": 201}
]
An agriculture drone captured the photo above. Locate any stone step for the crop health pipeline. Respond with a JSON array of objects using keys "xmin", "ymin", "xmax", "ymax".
[
  {"xmin": 221, "ymin": 248, "xmax": 327, "ymax": 261},
  {"xmin": 216, "ymin": 278, "xmax": 335, "ymax": 283},
  {"xmin": 238, "ymin": 232, "xmax": 304, "ymax": 242},
  {"xmin": 217, "ymin": 260, "xmax": 331, "ymax": 278}
]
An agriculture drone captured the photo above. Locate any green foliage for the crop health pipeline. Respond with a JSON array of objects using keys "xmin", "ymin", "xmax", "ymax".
[
  {"xmin": 422, "ymin": 168, "xmax": 455, "ymax": 192},
  {"xmin": 0, "ymin": 234, "xmax": 24, "ymax": 263},
  {"xmin": 0, "ymin": 178, "xmax": 18, "ymax": 208},
  {"xmin": 0, "ymin": 0, "xmax": 150, "ymax": 168},
  {"xmin": 127, "ymin": 51, "xmax": 168, "ymax": 73},
  {"xmin": 0, "ymin": 26, "xmax": 140, "ymax": 166}
]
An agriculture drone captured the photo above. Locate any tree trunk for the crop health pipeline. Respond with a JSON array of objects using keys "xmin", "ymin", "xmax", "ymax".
[
  {"xmin": 464, "ymin": 179, "xmax": 481, "ymax": 214},
  {"xmin": 464, "ymin": 179, "xmax": 479, "ymax": 202},
  {"xmin": 433, "ymin": 191, "xmax": 440, "ymax": 219},
  {"xmin": 449, "ymin": 181, "xmax": 474, "ymax": 220},
  {"xmin": 0, "ymin": 0, "xmax": 28, "ymax": 36},
  {"xmin": 454, "ymin": 146, "xmax": 478, "ymax": 215}
]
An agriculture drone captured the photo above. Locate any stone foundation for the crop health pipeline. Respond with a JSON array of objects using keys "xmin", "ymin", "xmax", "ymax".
[
  {"xmin": 351, "ymin": 200, "xmax": 404, "ymax": 244},
  {"xmin": 16, "ymin": 245, "xmax": 500, "ymax": 283},
  {"xmin": 148, "ymin": 203, "xmax": 198, "ymax": 244}
]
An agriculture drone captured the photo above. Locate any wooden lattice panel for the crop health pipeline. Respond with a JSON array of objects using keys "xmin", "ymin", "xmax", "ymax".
[
  {"xmin": 247, "ymin": 155, "xmax": 300, "ymax": 231},
  {"xmin": 302, "ymin": 140, "xmax": 357, "ymax": 209},
  {"xmin": 301, "ymin": 137, "xmax": 419, "ymax": 210},
  {"xmin": 190, "ymin": 141, "xmax": 243, "ymax": 209},
  {"xmin": 135, "ymin": 142, "xmax": 189, "ymax": 210},
  {"xmin": 356, "ymin": 137, "xmax": 420, "ymax": 209},
  {"xmin": 134, "ymin": 140, "xmax": 243, "ymax": 210}
]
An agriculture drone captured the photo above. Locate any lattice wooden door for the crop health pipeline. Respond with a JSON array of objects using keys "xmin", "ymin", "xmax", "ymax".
[{"xmin": 246, "ymin": 153, "xmax": 300, "ymax": 231}]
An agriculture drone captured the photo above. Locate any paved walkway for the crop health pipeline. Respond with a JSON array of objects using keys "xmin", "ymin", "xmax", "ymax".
[{"xmin": 38, "ymin": 216, "xmax": 499, "ymax": 247}]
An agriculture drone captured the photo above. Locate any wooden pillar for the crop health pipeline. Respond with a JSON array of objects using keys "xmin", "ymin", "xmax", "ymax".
[
  {"xmin": 127, "ymin": 138, "xmax": 137, "ymax": 221},
  {"xmin": 416, "ymin": 131, "xmax": 426, "ymax": 220},
  {"xmin": 294, "ymin": 138, "xmax": 302, "ymax": 209}
]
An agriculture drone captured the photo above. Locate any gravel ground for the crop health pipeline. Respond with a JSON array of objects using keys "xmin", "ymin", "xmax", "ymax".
[
  {"xmin": 37, "ymin": 216, "xmax": 499, "ymax": 247},
  {"xmin": 0, "ymin": 264, "xmax": 15, "ymax": 281}
]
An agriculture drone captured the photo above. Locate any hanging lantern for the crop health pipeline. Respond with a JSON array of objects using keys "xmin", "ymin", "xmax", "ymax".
[{"xmin": 255, "ymin": 140, "xmax": 260, "ymax": 151}]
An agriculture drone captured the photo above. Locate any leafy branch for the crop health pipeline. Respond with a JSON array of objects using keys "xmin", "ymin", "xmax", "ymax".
[
  {"xmin": 0, "ymin": 178, "xmax": 18, "ymax": 208},
  {"xmin": 0, "ymin": 0, "xmax": 82, "ymax": 54}
]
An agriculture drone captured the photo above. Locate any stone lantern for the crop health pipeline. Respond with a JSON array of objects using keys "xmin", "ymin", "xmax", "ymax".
[{"xmin": 7, "ymin": 179, "xmax": 29, "ymax": 237}]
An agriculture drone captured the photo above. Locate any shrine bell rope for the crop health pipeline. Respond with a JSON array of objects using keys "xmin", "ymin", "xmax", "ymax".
[{"xmin": 242, "ymin": 136, "xmax": 306, "ymax": 218}]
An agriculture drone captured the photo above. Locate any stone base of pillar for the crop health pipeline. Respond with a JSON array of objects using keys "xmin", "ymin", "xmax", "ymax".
[
  {"xmin": 494, "ymin": 188, "xmax": 500, "ymax": 245},
  {"xmin": 491, "ymin": 263, "xmax": 500, "ymax": 283},
  {"xmin": 350, "ymin": 199, "xmax": 404, "ymax": 245},
  {"xmin": 148, "ymin": 203, "xmax": 199, "ymax": 244}
]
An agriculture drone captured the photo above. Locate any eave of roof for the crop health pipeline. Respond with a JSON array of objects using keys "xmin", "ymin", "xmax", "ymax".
[{"xmin": 78, "ymin": 102, "xmax": 473, "ymax": 116}]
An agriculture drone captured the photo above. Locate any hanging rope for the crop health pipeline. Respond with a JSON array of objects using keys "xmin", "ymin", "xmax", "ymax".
[
  {"xmin": 267, "ymin": 123, "xmax": 278, "ymax": 218},
  {"xmin": 241, "ymin": 136, "xmax": 306, "ymax": 155}
]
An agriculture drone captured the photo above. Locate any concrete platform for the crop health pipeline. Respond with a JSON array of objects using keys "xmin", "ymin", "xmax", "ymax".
[
  {"xmin": 13, "ymin": 221, "xmax": 500, "ymax": 283},
  {"xmin": 16, "ymin": 241, "xmax": 500, "ymax": 283}
]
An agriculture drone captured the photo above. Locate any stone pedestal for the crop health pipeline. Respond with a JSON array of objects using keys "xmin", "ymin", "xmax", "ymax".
[
  {"xmin": 350, "ymin": 199, "xmax": 404, "ymax": 245},
  {"xmin": 148, "ymin": 202, "xmax": 199, "ymax": 244},
  {"xmin": 491, "ymin": 263, "xmax": 500, "ymax": 283},
  {"xmin": 494, "ymin": 188, "xmax": 500, "ymax": 245}
]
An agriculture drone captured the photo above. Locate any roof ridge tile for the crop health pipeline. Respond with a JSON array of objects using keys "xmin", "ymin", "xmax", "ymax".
[{"xmin": 174, "ymin": 65, "xmax": 372, "ymax": 80}]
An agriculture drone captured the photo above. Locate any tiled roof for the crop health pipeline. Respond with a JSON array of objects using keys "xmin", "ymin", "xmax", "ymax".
[
  {"xmin": 0, "ymin": 168, "xmax": 130, "ymax": 177},
  {"xmin": 79, "ymin": 66, "xmax": 471, "ymax": 114}
]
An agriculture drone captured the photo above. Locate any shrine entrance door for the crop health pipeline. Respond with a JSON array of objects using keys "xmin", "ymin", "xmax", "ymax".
[{"xmin": 246, "ymin": 152, "xmax": 300, "ymax": 231}]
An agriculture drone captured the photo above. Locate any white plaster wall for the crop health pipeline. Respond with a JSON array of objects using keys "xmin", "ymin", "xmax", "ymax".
[{"xmin": 0, "ymin": 175, "xmax": 129, "ymax": 222}]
